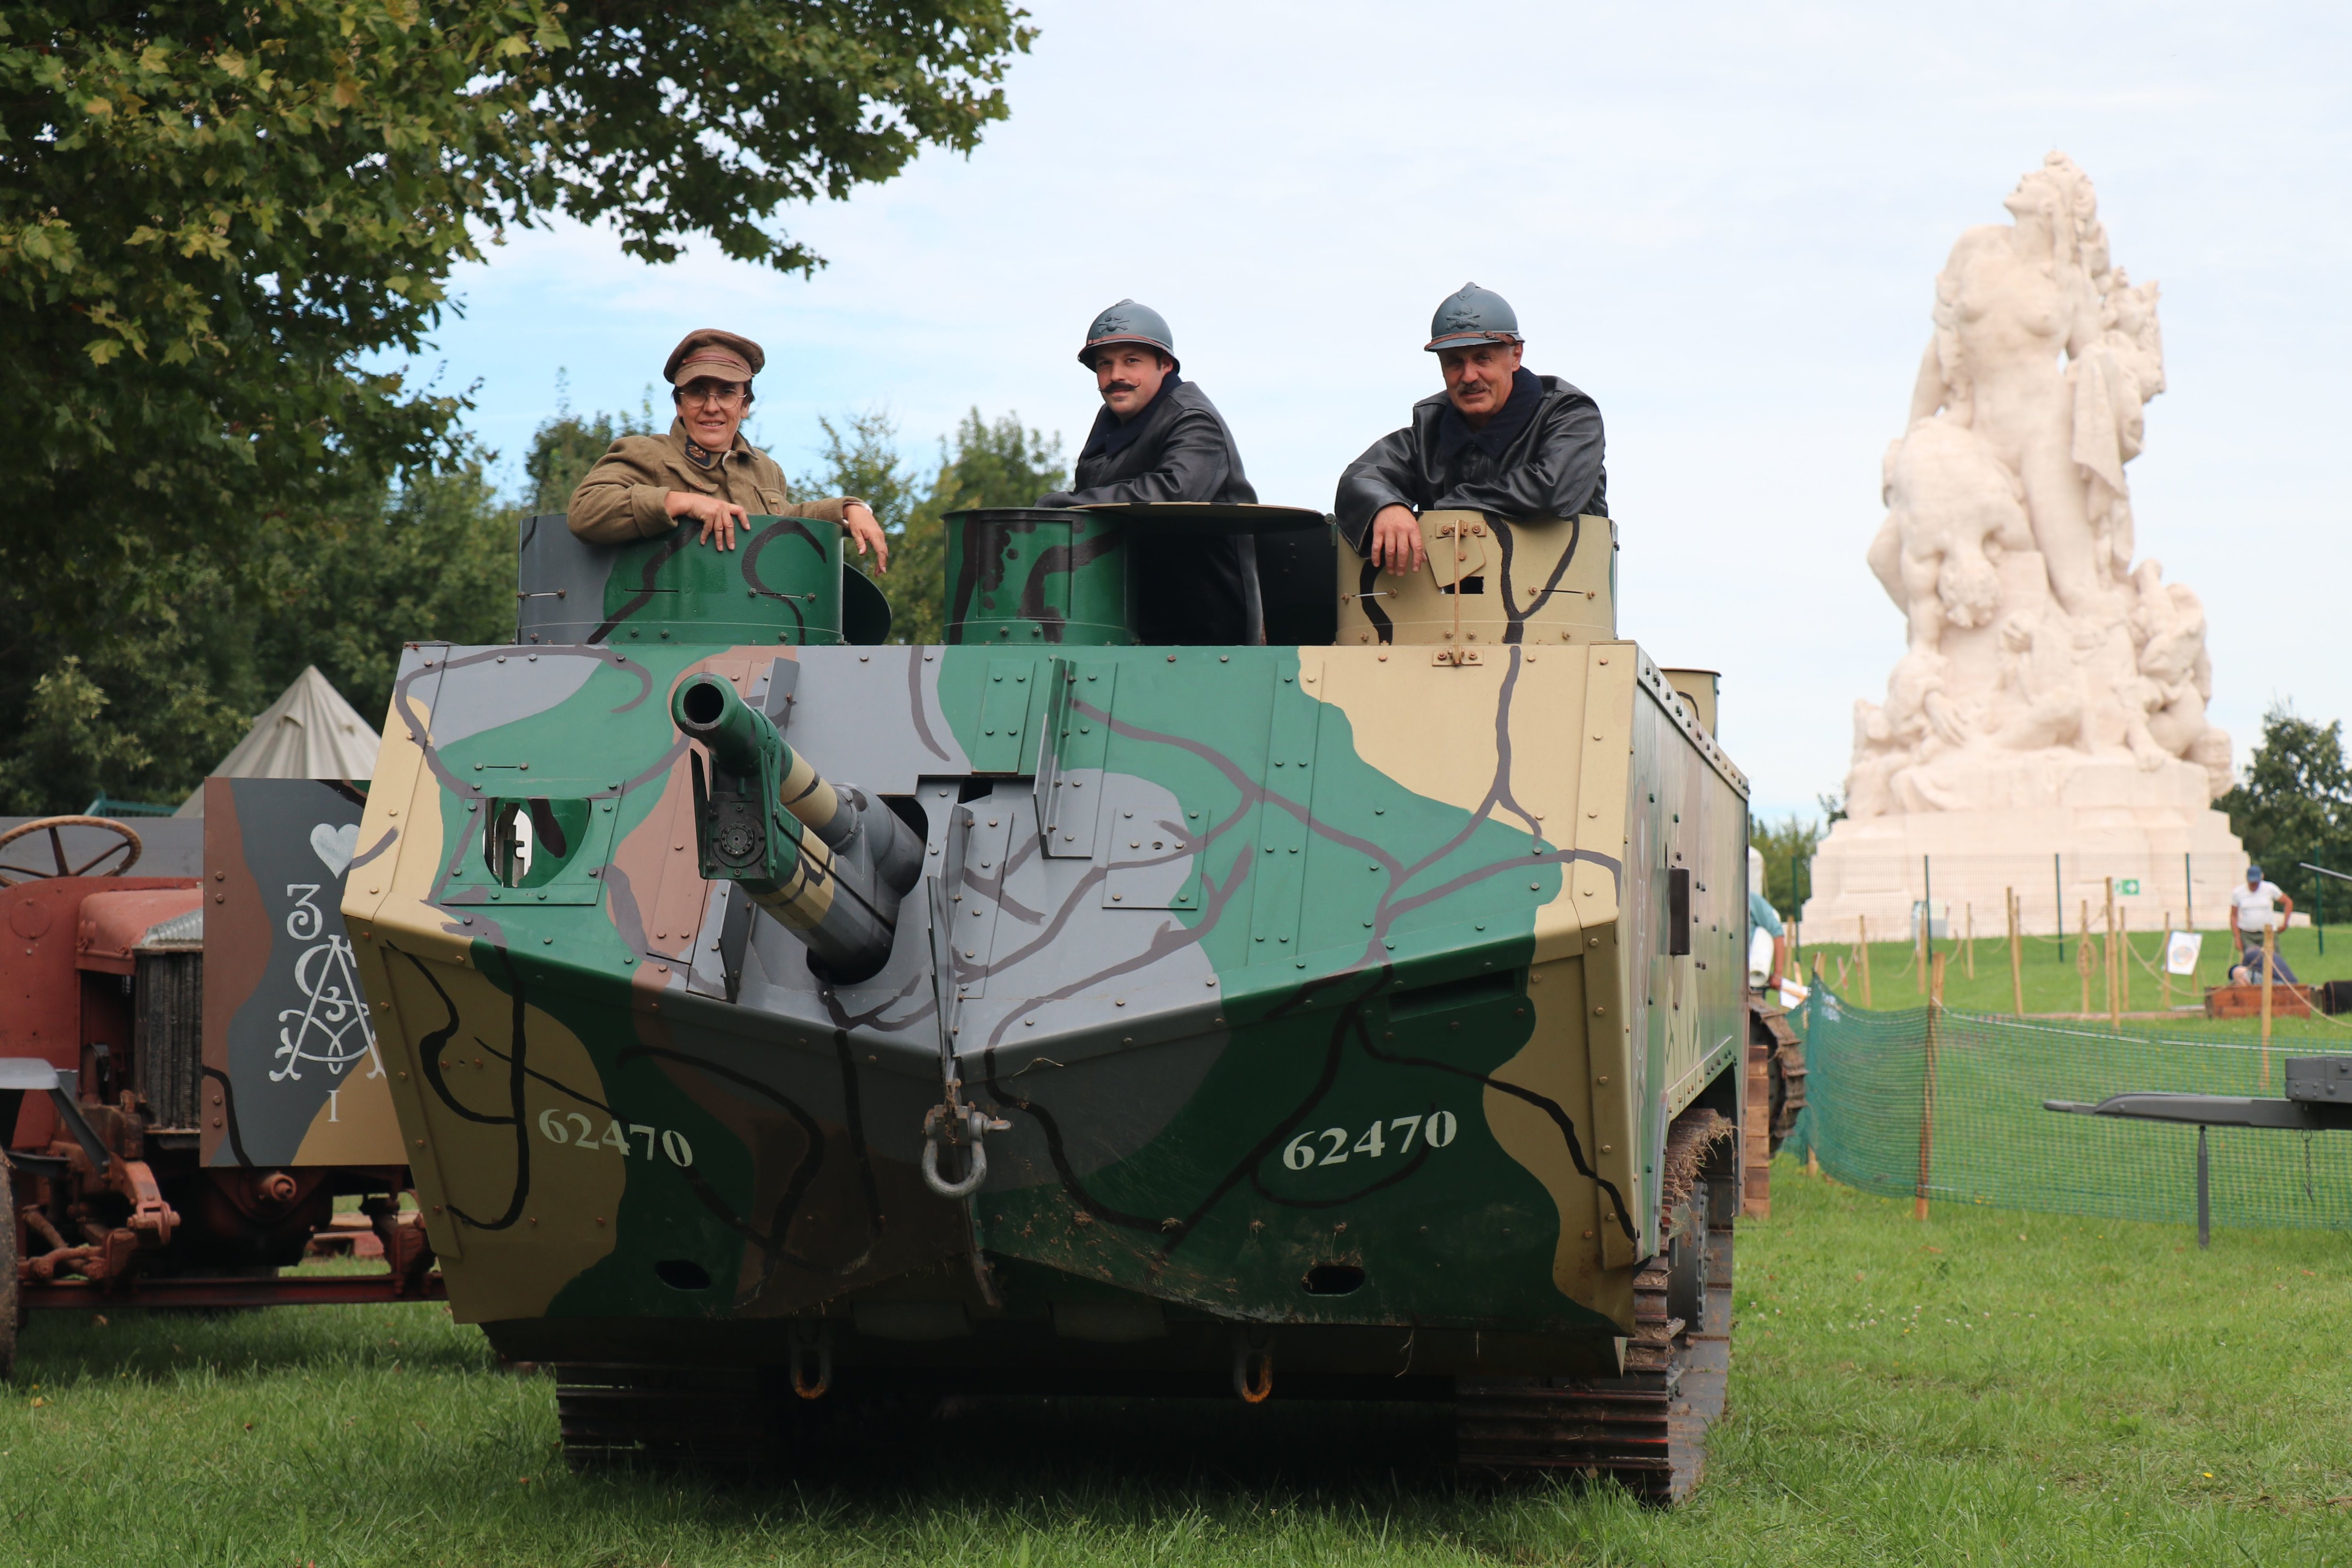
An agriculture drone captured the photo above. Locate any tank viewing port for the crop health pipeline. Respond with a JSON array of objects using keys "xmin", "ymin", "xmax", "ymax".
[
  {"xmin": 484, "ymin": 797, "xmax": 592, "ymax": 888},
  {"xmin": 653, "ymin": 1259, "xmax": 714, "ymax": 1292},
  {"xmin": 1301, "ymin": 1264, "xmax": 1367, "ymax": 1296}
]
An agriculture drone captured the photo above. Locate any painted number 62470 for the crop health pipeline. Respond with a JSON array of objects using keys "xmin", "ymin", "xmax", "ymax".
[
  {"xmin": 1282, "ymin": 1110, "xmax": 1456, "ymax": 1171},
  {"xmin": 537, "ymin": 1108, "xmax": 695, "ymax": 1167}
]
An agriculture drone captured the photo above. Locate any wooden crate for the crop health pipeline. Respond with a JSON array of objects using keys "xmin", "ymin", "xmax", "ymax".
[{"xmin": 2204, "ymin": 983, "xmax": 2312, "ymax": 1020}]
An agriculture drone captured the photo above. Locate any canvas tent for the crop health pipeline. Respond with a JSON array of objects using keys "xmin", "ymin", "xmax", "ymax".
[{"xmin": 174, "ymin": 666, "xmax": 381, "ymax": 817}]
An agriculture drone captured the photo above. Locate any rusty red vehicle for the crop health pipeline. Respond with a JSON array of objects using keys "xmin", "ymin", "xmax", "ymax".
[{"xmin": 1, "ymin": 785, "xmax": 438, "ymax": 1375}]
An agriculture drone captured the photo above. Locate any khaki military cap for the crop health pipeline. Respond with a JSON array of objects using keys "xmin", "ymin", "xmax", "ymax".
[{"xmin": 663, "ymin": 328, "xmax": 765, "ymax": 385}]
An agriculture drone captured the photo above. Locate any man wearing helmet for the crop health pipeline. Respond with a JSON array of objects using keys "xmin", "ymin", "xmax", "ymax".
[
  {"xmin": 1335, "ymin": 284, "xmax": 1608, "ymax": 573},
  {"xmin": 567, "ymin": 328, "xmax": 890, "ymax": 571},
  {"xmin": 1037, "ymin": 300, "xmax": 1263, "ymax": 644}
]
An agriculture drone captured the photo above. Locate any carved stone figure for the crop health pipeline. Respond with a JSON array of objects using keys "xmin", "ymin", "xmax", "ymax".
[{"xmin": 1803, "ymin": 155, "xmax": 2242, "ymax": 935}]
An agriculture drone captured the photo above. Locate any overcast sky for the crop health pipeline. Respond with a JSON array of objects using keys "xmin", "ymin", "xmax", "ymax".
[{"xmin": 406, "ymin": 1, "xmax": 2351, "ymax": 819}]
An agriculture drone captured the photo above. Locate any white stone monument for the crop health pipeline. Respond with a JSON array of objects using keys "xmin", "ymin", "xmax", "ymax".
[{"xmin": 1802, "ymin": 153, "xmax": 2242, "ymax": 941}]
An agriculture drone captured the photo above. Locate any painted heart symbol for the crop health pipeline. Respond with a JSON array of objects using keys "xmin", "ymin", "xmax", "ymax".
[{"xmin": 310, "ymin": 822, "xmax": 360, "ymax": 879}]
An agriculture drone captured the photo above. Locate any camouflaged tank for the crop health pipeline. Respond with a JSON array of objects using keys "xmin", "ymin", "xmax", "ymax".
[{"xmin": 343, "ymin": 501, "xmax": 1756, "ymax": 1501}]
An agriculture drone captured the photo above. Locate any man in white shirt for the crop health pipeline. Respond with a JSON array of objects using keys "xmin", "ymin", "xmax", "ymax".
[{"xmin": 2228, "ymin": 864, "xmax": 2298, "ymax": 983}]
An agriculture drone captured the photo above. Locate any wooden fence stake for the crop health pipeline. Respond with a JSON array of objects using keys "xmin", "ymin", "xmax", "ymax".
[
  {"xmin": 2104, "ymin": 877, "xmax": 2121, "ymax": 1028},
  {"xmin": 1965, "ymin": 902, "xmax": 1976, "ymax": 979},
  {"xmin": 2161, "ymin": 916, "xmax": 2174, "ymax": 1011},
  {"xmin": 2077, "ymin": 923, "xmax": 2094, "ymax": 1018},
  {"xmin": 2121, "ymin": 906, "xmax": 2132, "ymax": 1014},
  {"xmin": 2007, "ymin": 887, "xmax": 2025, "ymax": 1018},
  {"xmin": 1859, "ymin": 915, "xmax": 1873, "ymax": 1008},
  {"xmin": 1918, "ymin": 954, "xmax": 1943, "ymax": 1221}
]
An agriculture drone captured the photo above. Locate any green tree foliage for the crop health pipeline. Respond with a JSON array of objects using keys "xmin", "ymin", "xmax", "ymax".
[
  {"xmin": 2, "ymin": 0, "xmax": 1036, "ymax": 569},
  {"xmin": 524, "ymin": 382, "xmax": 656, "ymax": 514},
  {"xmin": 2217, "ymin": 704, "xmax": 2352, "ymax": 908},
  {"xmin": 794, "ymin": 407, "xmax": 1065, "ymax": 645},
  {"xmin": 902, "ymin": 409, "xmax": 1068, "ymax": 644},
  {"xmin": 0, "ymin": 0, "xmax": 1033, "ymax": 809},
  {"xmin": 245, "ymin": 459, "xmax": 516, "ymax": 732},
  {"xmin": 796, "ymin": 410, "xmax": 923, "ymax": 539},
  {"xmin": 0, "ymin": 452, "xmax": 513, "ymax": 813},
  {"xmin": 0, "ymin": 551, "xmax": 257, "ymax": 813},
  {"xmin": 1749, "ymin": 813, "xmax": 1824, "ymax": 920}
]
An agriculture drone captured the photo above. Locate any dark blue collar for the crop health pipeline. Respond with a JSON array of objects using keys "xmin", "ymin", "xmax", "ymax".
[
  {"xmin": 1435, "ymin": 367, "xmax": 1542, "ymax": 467},
  {"xmin": 1079, "ymin": 371, "xmax": 1184, "ymax": 462}
]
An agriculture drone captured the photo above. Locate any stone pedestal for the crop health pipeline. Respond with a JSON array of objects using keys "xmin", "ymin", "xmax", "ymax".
[{"xmin": 1801, "ymin": 754, "xmax": 2243, "ymax": 939}]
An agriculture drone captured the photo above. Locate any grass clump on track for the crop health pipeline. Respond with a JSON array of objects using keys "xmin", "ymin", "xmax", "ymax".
[{"xmin": 3, "ymin": 1163, "xmax": 2348, "ymax": 1566}]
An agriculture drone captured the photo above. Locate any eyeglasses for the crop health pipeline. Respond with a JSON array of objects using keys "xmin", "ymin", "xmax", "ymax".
[{"xmin": 680, "ymin": 381, "xmax": 747, "ymax": 408}]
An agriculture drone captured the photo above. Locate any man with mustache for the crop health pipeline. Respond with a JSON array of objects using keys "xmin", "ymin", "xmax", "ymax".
[
  {"xmin": 567, "ymin": 328, "xmax": 890, "ymax": 572},
  {"xmin": 1037, "ymin": 300, "xmax": 1263, "ymax": 643},
  {"xmin": 1336, "ymin": 284, "xmax": 1608, "ymax": 574}
]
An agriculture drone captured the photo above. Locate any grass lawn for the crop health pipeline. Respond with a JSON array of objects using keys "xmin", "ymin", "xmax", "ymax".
[
  {"xmin": 1796, "ymin": 922, "xmax": 2352, "ymax": 1043},
  {"xmin": 5, "ymin": 1165, "xmax": 2349, "ymax": 1566}
]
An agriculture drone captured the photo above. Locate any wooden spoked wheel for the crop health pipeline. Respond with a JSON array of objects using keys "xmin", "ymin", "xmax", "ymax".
[{"xmin": 0, "ymin": 815, "xmax": 144, "ymax": 886}]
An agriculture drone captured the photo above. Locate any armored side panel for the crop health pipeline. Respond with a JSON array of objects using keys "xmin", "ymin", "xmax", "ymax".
[
  {"xmin": 1334, "ymin": 512, "xmax": 1617, "ymax": 650},
  {"xmin": 517, "ymin": 513, "xmax": 850, "ymax": 648},
  {"xmin": 945, "ymin": 509, "xmax": 1138, "ymax": 646}
]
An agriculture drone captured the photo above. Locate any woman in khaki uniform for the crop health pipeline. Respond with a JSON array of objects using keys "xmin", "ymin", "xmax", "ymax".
[{"xmin": 566, "ymin": 328, "xmax": 890, "ymax": 572}]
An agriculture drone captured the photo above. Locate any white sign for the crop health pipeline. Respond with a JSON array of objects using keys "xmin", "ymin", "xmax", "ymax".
[{"xmin": 2165, "ymin": 931, "xmax": 2204, "ymax": 976}]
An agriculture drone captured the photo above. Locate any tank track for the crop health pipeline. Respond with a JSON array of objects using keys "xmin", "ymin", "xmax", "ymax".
[
  {"xmin": 554, "ymin": 1363, "xmax": 933, "ymax": 1472},
  {"xmin": 560, "ymin": 1111, "xmax": 1746, "ymax": 1499},
  {"xmin": 555, "ymin": 1363, "xmax": 776, "ymax": 1471},
  {"xmin": 1756, "ymin": 996, "xmax": 1808, "ymax": 1153},
  {"xmin": 1454, "ymin": 1111, "xmax": 1738, "ymax": 1503}
]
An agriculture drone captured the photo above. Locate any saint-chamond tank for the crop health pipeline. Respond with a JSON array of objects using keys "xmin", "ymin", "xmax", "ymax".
[{"xmin": 342, "ymin": 499, "xmax": 1757, "ymax": 1501}]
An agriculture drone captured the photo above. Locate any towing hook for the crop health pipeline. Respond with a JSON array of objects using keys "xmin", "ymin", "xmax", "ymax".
[
  {"xmin": 788, "ymin": 1322, "xmax": 833, "ymax": 1401},
  {"xmin": 921, "ymin": 1104, "xmax": 1009, "ymax": 1200},
  {"xmin": 1233, "ymin": 1327, "xmax": 1274, "ymax": 1404}
]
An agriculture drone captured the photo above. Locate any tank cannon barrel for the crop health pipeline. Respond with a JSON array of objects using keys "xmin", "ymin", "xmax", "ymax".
[
  {"xmin": 671, "ymin": 673, "xmax": 921, "ymax": 983},
  {"xmin": 675, "ymin": 675, "xmax": 773, "ymax": 780}
]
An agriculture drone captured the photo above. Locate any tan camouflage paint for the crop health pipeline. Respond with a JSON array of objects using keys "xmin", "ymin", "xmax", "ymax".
[
  {"xmin": 287, "ymin": 1067, "xmax": 401, "ymax": 1165},
  {"xmin": 370, "ymin": 952, "xmax": 621, "ymax": 1320},
  {"xmin": 345, "ymin": 663, "xmax": 473, "ymax": 1259},
  {"xmin": 1315, "ymin": 639, "xmax": 1667, "ymax": 1282},
  {"xmin": 1487, "ymin": 954, "xmax": 1633, "ymax": 1323}
]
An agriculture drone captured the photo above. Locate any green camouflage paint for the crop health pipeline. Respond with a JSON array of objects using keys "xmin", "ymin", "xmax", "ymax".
[{"xmin": 945, "ymin": 509, "xmax": 1137, "ymax": 645}]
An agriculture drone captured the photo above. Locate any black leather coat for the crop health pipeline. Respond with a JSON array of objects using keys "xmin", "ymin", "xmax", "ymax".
[
  {"xmin": 1334, "ymin": 371, "xmax": 1607, "ymax": 551},
  {"xmin": 1039, "ymin": 377, "xmax": 1263, "ymax": 644}
]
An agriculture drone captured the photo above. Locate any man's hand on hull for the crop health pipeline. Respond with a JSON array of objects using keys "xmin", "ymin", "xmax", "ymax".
[
  {"xmin": 843, "ymin": 502, "xmax": 890, "ymax": 574},
  {"xmin": 667, "ymin": 490, "xmax": 750, "ymax": 550},
  {"xmin": 1368, "ymin": 504, "xmax": 1427, "ymax": 573}
]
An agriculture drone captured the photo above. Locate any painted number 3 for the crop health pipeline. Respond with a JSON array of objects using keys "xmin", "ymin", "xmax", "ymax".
[
  {"xmin": 537, "ymin": 1109, "xmax": 694, "ymax": 1167},
  {"xmin": 1283, "ymin": 1111, "xmax": 1456, "ymax": 1171}
]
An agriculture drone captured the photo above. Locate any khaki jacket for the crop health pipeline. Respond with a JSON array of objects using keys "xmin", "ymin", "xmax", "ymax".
[{"xmin": 566, "ymin": 418, "xmax": 854, "ymax": 544}]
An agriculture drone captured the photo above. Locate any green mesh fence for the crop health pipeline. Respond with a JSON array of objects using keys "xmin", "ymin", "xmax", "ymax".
[{"xmin": 1787, "ymin": 990, "xmax": 2352, "ymax": 1231}]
